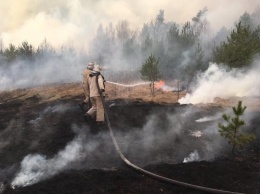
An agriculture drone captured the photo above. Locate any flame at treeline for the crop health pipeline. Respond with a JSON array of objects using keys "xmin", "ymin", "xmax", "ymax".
[{"xmin": 154, "ymin": 80, "xmax": 179, "ymax": 92}]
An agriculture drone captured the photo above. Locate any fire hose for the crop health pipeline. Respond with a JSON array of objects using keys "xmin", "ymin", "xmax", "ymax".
[{"xmin": 96, "ymin": 77, "xmax": 244, "ymax": 194}]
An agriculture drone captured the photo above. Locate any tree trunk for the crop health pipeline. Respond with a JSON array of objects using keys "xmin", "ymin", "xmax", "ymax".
[
  {"xmin": 152, "ymin": 81, "xmax": 155, "ymax": 96},
  {"xmin": 177, "ymin": 81, "xmax": 180, "ymax": 101},
  {"xmin": 232, "ymin": 126, "xmax": 238, "ymax": 154}
]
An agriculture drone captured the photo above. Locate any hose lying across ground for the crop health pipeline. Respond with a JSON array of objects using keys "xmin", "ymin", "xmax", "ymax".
[{"xmin": 98, "ymin": 93, "xmax": 244, "ymax": 194}]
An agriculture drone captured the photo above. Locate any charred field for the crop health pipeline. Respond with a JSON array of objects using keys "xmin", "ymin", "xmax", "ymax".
[{"xmin": 0, "ymin": 84, "xmax": 259, "ymax": 194}]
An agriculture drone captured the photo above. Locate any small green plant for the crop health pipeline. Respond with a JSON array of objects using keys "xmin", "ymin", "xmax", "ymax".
[
  {"xmin": 140, "ymin": 54, "xmax": 161, "ymax": 95},
  {"xmin": 218, "ymin": 101, "xmax": 256, "ymax": 154}
]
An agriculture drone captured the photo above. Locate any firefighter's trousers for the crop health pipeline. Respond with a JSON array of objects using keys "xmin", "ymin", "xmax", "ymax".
[{"xmin": 87, "ymin": 96, "xmax": 105, "ymax": 122}]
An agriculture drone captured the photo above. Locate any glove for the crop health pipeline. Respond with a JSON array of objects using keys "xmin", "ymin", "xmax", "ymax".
[{"xmin": 98, "ymin": 89, "xmax": 105, "ymax": 94}]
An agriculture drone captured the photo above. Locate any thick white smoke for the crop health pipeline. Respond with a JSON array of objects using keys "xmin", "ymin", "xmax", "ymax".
[
  {"xmin": 179, "ymin": 61, "xmax": 260, "ymax": 104},
  {"xmin": 11, "ymin": 126, "xmax": 90, "ymax": 188}
]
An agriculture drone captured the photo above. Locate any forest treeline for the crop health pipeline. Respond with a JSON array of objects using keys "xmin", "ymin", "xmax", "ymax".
[{"xmin": 0, "ymin": 7, "xmax": 260, "ymax": 85}]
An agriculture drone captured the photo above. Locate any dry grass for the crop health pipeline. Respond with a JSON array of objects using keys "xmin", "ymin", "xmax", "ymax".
[
  {"xmin": 1, "ymin": 82, "xmax": 260, "ymax": 111},
  {"xmin": 0, "ymin": 83, "xmax": 82, "ymax": 103},
  {"xmin": 0, "ymin": 82, "xmax": 184, "ymax": 104},
  {"xmin": 105, "ymin": 82, "xmax": 185, "ymax": 104}
]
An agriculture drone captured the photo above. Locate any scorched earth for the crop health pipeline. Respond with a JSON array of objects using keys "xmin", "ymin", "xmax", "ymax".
[{"xmin": 0, "ymin": 83, "xmax": 259, "ymax": 194}]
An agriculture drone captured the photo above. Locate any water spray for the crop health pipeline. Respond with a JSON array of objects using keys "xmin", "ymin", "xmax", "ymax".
[{"xmin": 106, "ymin": 81, "xmax": 150, "ymax": 87}]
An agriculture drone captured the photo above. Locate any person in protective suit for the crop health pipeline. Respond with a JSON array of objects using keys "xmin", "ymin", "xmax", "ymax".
[
  {"xmin": 79, "ymin": 62, "xmax": 95, "ymax": 112},
  {"xmin": 85, "ymin": 64, "xmax": 106, "ymax": 125}
]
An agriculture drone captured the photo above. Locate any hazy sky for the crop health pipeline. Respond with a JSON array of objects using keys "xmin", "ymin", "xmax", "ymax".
[{"xmin": 0, "ymin": 0, "xmax": 259, "ymax": 50}]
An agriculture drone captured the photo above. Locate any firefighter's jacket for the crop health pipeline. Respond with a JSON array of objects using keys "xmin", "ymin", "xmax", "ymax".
[
  {"xmin": 87, "ymin": 72, "xmax": 105, "ymax": 97},
  {"xmin": 82, "ymin": 68, "xmax": 92, "ymax": 90}
]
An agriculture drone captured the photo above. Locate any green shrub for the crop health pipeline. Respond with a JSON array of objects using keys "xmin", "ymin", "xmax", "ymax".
[{"xmin": 218, "ymin": 101, "xmax": 256, "ymax": 154}]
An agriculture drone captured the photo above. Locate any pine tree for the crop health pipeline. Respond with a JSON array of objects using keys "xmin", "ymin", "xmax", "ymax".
[
  {"xmin": 140, "ymin": 54, "xmax": 161, "ymax": 95},
  {"xmin": 156, "ymin": 10, "xmax": 165, "ymax": 25},
  {"xmin": 4, "ymin": 44, "xmax": 18, "ymax": 63},
  {"xmin": 18, "ymin": 41, "xmax": 34, "ymax": 60},
  {"xmin": 218, "ymin": 101, "xmax": 256, "ymax": 154},
  {"xmin": 214, "ymin": 22, "xmax": 260, "ymax": 68}
]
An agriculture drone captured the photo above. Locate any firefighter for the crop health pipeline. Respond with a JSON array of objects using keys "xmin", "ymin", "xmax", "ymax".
[
  {"xmin": 79, "ymin": 61, "xmax": 95, "ymax": 112},
  {"xmin": 85, "ymin": 64, "xmax": 106, "ymax": 125}
]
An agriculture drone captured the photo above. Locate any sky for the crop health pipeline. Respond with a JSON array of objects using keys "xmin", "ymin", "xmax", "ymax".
[{"xmin": 0, "ymin": 0, "xmax": 259, "ymax": 50}]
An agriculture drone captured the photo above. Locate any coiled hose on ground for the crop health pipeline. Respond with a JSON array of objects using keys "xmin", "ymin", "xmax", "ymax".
[{"xmin": 96, "ymin": 77, "xmax": 244, "ymax": 194}]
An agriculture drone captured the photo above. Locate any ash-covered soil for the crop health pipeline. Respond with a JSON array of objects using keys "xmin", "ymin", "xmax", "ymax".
[{"xmin": 0, "ymin": 91, "xmax": 259, "ymax": 194}]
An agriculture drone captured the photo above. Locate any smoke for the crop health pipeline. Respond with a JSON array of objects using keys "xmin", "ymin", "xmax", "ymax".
[
  {"xmin": 0, "ymin": 0, "xmax": 258, "ymax": 49},
  {"xmin": 11, "ymin": 125, "xmax": 94, "ymax": 188},
  {"xmin": 4, "ymin": 98, "xmax": 258, "ymax": 188},
  {"xmin": 0, "ymin": 1, "xmax": 95, "ymax": 50},
  {"xmin": 0, "ymin": 1, "xmax": 258, "ymax": 91},
  {"xmin": 5, "ymin": 103, "xmax": 117, "ymax": 188},
  {"xmin": 111, "ymin": 105, "xmax": 232, "ymax": 166},
  {"xmin": 0, "ymin": 107, "xmax": 214, "ymax": 188},
  {"xmin": 0, "ymin": 182, "xmax": 6, "ymax": 194},
  {"xmin": 183, "ymin": 150, "xmax": 200, "ymax": 163},
  {"xmin": 0, "ymin": 54, "xmax": 83, "ymax": 91},
  {"xmin": 179, "ymin": 61, "xmax": 260, "ymax": 104},
  {"xmin": 195, "ymin": 112, "xmax": 223, "ymax": 123}
]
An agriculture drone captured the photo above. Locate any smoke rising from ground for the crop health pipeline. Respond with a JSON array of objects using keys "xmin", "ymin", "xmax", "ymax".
[
  {"xmin": 11, "ymin": 125, "xmax": 89, "ymax": 187},
  {"xmin": 179, "ymin": 61, "xmax": 260, "ymax": 104},
  {"xmin": 1, "ymin": 96, "xmax": 258, "ymax": 188},
  {"xmin": 183, "ymin": 150, "xmax": 200, "ymax": 163},
  {"xmin": 6, "ymin": 103, "xmax": 229, "ymax": 187}
]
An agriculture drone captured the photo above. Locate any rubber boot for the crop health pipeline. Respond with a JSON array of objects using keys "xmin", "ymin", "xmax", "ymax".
[{"xmin": 85, "ymin": 113, "xmax": 94, "ymax": 122}]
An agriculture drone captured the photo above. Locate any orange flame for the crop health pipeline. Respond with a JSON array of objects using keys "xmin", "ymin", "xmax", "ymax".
[{"xmin": 155, "ymin": 80, "xmax": 165, "ymax": 89}]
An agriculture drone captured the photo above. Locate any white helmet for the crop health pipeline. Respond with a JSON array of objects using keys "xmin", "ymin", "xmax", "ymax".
[
  {"xmin": 93, "ymin": 64, "xmax": 102, "ymax": 72},
  {"xmin": 87, "ymin": 61, "xmax": 95, "ymax": 69}
]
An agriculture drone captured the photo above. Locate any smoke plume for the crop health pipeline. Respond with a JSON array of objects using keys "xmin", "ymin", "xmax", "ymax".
[
  {"xmin": 179, "ymin": 61, "xmax": 260, "ymax": 104},
  {"xmin": 11, "ymin": 125, "xmax": 93, "ymax": 188},
  {"xmin": 0, "ymin": 0, "xmax": 258, "ymax": 49}
]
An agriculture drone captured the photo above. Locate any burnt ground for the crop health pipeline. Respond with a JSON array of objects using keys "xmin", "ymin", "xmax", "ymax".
[{"xmin": 0, "ymin": 94, "xmax": 259, "ymax": 194}]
